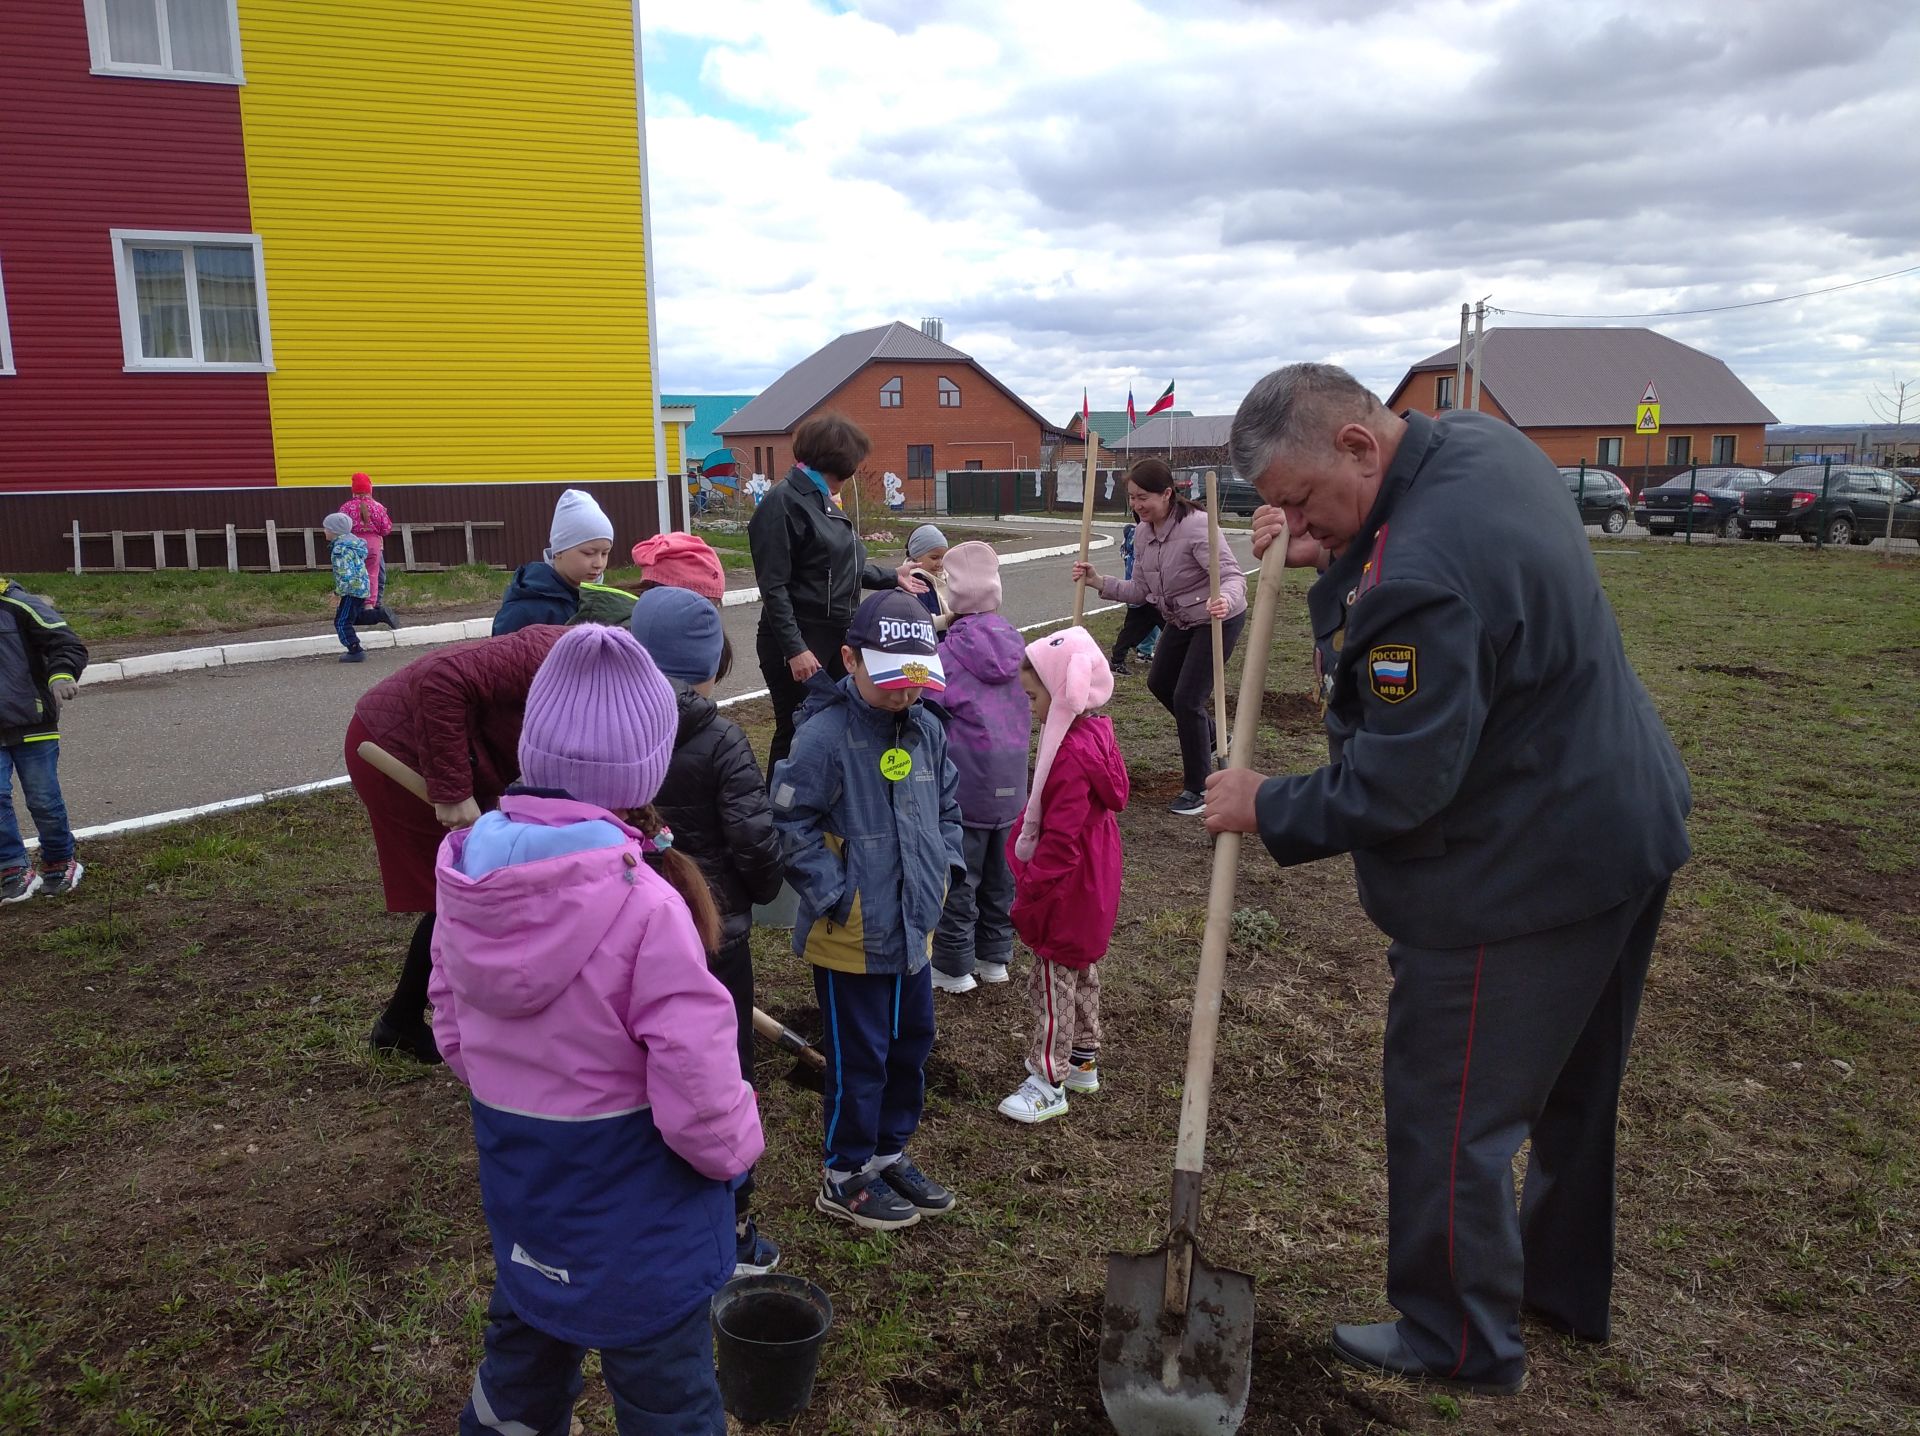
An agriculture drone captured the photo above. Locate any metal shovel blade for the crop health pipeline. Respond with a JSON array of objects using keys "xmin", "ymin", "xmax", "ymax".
[{"xmin": 1099, "ymin": 1242, "xmax": 1255, "ymax": 1435}]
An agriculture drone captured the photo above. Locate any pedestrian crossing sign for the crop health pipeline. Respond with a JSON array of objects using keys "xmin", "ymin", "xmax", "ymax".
[{"xmin": 1636, "ymin": 402, "xmax": 1661, "ymax": 434}]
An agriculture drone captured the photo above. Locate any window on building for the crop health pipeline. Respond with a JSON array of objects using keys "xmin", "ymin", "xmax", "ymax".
[
  {"xmin": 1597, "ymin": 436, "xmax": 1623, "ymax": 466},
  {"xmin": 879, "ymin": 376, "xmax": 902, "ymax": 409},
  {"xmin": 0, "ymin": 258, "xmax": 14, "ymax": 377},
  {"xmin": 85, "ymin": 0, "xmax": 244, "ymax": 83},
  {"xmin": 906, "ymin": 445, "xmax": 933, "ymax": 480},
  {"xmin": 938, "ymin": 376, "xmax": 961, "ymax": 408},
  {"xmin": 1666, "ymin": 435, "xmax": 1692, "ymax": 466},
  {"xmin": 1435, "ymin": 375, "xmax": 1453, "ymax": 410},
  {"xmin": 1711, "ymin": 434, "xmax": 1736, "ymax": 464},
  {"xmin": 964, "ymin": 460, "xmax": 984, "ymax": 470},
  {"xmin": 111, "ymin": 231, "xmax": 271, "ymax": 371}
]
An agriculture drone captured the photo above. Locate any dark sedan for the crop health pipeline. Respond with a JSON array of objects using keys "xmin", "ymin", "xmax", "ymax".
[
  {"xmin": 1634, "ymin": 467, "xmax": 1772, "ymax": 539},
  {"xmin": 1738, "ymin": 465, "xmax": 1920, "ymax": 544},
  {"xmin": 1556, "ymin": 467, "xmax": 1634, "ymax": 533}
]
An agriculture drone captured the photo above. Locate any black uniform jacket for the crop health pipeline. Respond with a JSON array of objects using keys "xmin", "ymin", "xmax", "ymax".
[
  {"xmin": 747, "ymin": 467, "xmax": 899, "ymax": 660},
  {"xmin": 0, "ymin": 580, "xmax": 88, "ymax": 747},
  {"xmin": 1256, "ymin": 411, "xmax": 1691, "ymax": 949}
]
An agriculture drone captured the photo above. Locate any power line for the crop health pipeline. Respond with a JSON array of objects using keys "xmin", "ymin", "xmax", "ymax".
[{"xmin": 1485, "ymin": 262, "xmax": 1920, "ymax": 320}]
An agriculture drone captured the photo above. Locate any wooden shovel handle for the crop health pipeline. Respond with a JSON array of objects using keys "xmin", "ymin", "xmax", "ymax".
[
  {"xmin": 1170, "ymin": 533, "xmax": 1290, "ymax": 1193},
  {"xmin": 357, "ymin": 740, "xmax": 430, "ymax": 802},
  {"xmin": 1206, "ymin": 471, "xmax": 1228, "ymax": 766},
  {"xmin": 752, "ymin": 1007, "xmax": 827, "ymax": 1071},
  {"xmin": 1072, "ymin": 435, "xmax": 1101, "ymax": 626}
]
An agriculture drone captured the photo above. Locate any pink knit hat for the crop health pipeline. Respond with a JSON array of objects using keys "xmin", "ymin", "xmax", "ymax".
[
  {"xmin": 943, "ymin": 541, "xmax": 1002, "ymax": 615},
  {"xmin": 1014, "ymin": 625, "xmax": 1112, "ymax": 861},
  {"xmin": 518, "ymin": 625, "xmax": 678, "ymax": 812},
  {"xmin": 630, "ymin": 531, "xmax": 726, "ymax": 603}
]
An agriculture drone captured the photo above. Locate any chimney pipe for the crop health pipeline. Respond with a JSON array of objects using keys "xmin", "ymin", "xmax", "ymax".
[{"xmin": 920, "ymin": 317, "xmax": 944, "ymax": 342}]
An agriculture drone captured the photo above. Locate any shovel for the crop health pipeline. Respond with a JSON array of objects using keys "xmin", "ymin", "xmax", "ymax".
[
  {"xmin": 1099, "ymin": 536, "xmax": 1289, "ymax": 1436},
  {"xmin": 353, "ymin": 740, "xmax": 829, "ymax": 1077}
]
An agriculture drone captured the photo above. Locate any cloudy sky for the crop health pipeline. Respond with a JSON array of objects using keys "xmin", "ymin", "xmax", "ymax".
[{"xmin": 639, "ymin": 0, "xmax": 1920, "ymax": 426}]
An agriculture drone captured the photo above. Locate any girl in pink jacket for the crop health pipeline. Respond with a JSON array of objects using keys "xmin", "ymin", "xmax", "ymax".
[
  {"xmin": 339, "ymin": 471, "xmax": 397, "ymax": 626},
  {"xmin": 429, "ymin": 624, "xmax": 762, "ymax": 1436},
  {"xmin": 999, "ymin": 626, "xmax": 1131, "ymax": 1125}
]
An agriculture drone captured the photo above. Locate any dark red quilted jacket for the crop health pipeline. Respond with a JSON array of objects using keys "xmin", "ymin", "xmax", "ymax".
[{"xmin": 351, "ymin": 625, "xmax": 564, "ymax": 805}]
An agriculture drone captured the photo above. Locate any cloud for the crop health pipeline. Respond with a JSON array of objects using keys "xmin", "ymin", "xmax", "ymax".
[{"xmin": 641, "ymin": 0, "xmax": 1920, "ymax": 423}]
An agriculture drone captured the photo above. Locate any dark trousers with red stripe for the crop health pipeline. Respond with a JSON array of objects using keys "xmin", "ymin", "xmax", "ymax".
[{"xmin": 1381, "ymin": 880, "xmax": 1668, "ymax": 1383}]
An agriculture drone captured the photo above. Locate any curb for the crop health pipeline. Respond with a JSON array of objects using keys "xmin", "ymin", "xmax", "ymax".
[{"xmin": 80, "ymin": 536, "xmax": 1113, "ymax": 686}]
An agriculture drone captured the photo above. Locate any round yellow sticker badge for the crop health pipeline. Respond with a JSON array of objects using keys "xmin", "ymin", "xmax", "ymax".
[{"xmin": 879, "ymin": 747, "xmax": 913, "ymax": 781}]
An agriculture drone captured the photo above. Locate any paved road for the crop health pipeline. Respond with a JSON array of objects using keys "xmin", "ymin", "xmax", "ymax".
[{"xmin": 25, "ymin": 530, "xmax": 1256, "ymax": 833}]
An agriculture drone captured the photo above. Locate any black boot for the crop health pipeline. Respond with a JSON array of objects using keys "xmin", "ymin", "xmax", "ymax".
[
  {"xmin": 1330, "ymin": 1321, "xmax": 1525, "ymax": 1397},
  {"xmin": 370, "ymin": 914, "xmax": 443, "ymax": 1064}
]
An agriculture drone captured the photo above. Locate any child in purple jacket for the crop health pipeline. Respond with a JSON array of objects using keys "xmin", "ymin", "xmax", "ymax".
[
  {"xmin": 929, "ymin": 542, "xmax": 1032, "ymax": 993},
  {"xmin": 429, "ymin": 625, "xmax": 763, "ymax": 1436}
]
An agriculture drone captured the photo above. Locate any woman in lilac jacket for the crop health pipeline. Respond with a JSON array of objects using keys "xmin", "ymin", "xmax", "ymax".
[
  {"xmin": 429, "ymin": 625, "xmax": 762, "ymax": 1436},
  {"xmin": 1072, "ymin": 459, "xmax": 1246, "ymax": 816}
]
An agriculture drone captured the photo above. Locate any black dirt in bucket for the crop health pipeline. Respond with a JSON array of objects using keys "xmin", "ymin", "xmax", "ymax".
[{"xmin": 720, "ymin": 1293, "xmax": 822, "ymax": 1346}]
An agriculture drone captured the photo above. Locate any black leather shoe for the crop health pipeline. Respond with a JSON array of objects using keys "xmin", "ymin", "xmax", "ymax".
[
  {"xmin": 1330, "ymin": 1321, "xmax": 1525, "ymax": 1397},
  {"xmin": 1524, "ymin": 1303, "xmax": 1609, "ymax": 1344},
  {"xmin": 369, "ymin": 1014, "xmax": 444, "ymax": 1065}
]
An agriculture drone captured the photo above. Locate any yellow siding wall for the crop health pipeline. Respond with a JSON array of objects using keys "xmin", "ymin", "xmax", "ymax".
[
  {"xmin": 236, "ymin": 0, "xmax": 657, "ymax": 487},
  {"xmin": 665, "ymin": 421, "xmax": 683, "ymax": 478}
]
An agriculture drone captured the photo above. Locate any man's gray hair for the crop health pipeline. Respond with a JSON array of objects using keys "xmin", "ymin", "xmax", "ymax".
[{"xmin": 1229, "ymin": 363, "xmax": 1386, "ymax": 481}]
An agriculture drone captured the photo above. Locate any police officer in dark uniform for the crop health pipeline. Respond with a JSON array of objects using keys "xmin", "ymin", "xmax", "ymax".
[{"xmin": 1205, "ymin": 363, "xmax": 1690, "ymax": 1395}]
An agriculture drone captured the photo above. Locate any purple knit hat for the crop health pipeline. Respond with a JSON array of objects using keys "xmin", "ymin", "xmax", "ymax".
[{"xmin": 518, "ymin": 625, "xmax": 678, "ymax": 812}]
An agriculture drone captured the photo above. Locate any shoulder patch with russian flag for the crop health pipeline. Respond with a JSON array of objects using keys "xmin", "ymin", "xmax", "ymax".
[{"xmin": 1368, "ymin": 644, "xmax": 1416, "ymax": 703}]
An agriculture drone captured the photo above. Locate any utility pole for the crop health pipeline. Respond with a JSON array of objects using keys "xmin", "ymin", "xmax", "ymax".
[
  {"xmin": 1454, "ymin": 304, "xmax": 1469, "ymax": 411},
  {"xmin": 1468, "ymin": 296, "xmax": 1489, "ymax": 411}
]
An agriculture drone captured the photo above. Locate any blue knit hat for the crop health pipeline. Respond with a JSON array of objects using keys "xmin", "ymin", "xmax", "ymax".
[
  {"xmin": 518, "ymin": 625, "xmax": 677, "ymax": 811},
  {"xmin": 629, "ymin": 586, "xmax": 724, "ymax": 686}
]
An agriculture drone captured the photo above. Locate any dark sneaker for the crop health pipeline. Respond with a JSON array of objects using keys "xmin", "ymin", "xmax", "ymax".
[
  {"xmin": 734, "ymin": 1220, "xmax": 781, "ymax": 1277},
  {"xmin": 341, "ymin": 650, "xmax": 367, "ymax": 664},
  {"xmin": 1109, "ymin": 657, "xmax": 1131, "ymax": 677},
  {"xmin": 1169, "ymin": 790, "xmax": 1205, "ymax": 817},
  {"xmin": 368, "ymin": 1014, "xmax": 444, "ymax": 1065},
  {"xmin": 36, "ymin": 859, "xmax": 83, "ymax": 897},
  {"xmin": 879, "ymin": 1156, "xmax": 955, "ymax": 1216},
  {"xmin": 815, "ymin": 1170, "xmax": 920, "ymax": 1231},
  {"xmin": 1, "ymin": 866, "xmax": 42, "ymax": 903}
]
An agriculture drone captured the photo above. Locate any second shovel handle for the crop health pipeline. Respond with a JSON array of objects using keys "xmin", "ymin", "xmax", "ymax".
[{"xmin": 1171, "ymin": 537, "xmax": 1289, "ymax": 1182}]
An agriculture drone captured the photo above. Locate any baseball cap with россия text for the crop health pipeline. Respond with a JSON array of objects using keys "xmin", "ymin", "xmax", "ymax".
[{"xmin": 846, "ymin": 590, "xmax": 946, "ymax": 692}]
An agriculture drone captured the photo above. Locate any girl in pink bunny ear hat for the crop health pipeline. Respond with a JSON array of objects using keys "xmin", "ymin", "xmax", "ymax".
[{"xmin": 1001, "ymin": 626, "xmax": 1131, "ymax": 1124}]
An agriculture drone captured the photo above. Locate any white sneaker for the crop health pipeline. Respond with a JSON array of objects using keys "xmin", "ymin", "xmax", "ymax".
[
  {"xmin": 930, "ymin": 969, "xmax": 977, "ymax": 994},
  {"xmin": 1062, "ymin": 1058, "xmax": 1100, "ymax": 1094},
  {"xmin": 998, "ymin": 1075, "xmax": 1068, "ymax": 1124},
  {"xmin": 975, "ymin": 961, "xmax": 1010, "ymax": 985}
]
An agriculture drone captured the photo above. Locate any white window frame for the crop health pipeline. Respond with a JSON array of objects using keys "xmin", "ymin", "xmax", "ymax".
[
  {"xmin": 84, "ymin": 0, "xmax": 246, "ymax": 85},
  {"xmin": 109, "ymin": 229, "xmax": 274, "ymax": 373},
  {"xmin": 0, "ymin": 257, "xmax": 14, "ymax": 377}
]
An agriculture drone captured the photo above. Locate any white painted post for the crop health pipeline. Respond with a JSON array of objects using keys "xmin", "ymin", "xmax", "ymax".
[
  {"xmin": 303, "ymin": 527, "xmax": 316, "ymax": 569},
  {"xmin": 225, "ymin": 523, "xmax": 238, "ymax": 573},
  {"xmin": 70, "ymin": 521, "xmax": 83, "ymax": 575},
  {"xmin": 185, "ymin": 529, "xmax": 200, "ymax": 571},
  {"xmin": 265, "ymin": 520, "xmax": 281, "ymax": 573},
  {"xmin": 464, "ymin": 521, "xmax": 476, "ymax": 567},
  {"xmin": 111, "ymin": 531, "xmax": 126, "ymax": 570},
  {"xmin": 401, "ymin": 523, "xmax": 416, "ymax": 569},
  {"xmin": 152, "ymin": 530, "xmax": 166, "ymax": 570}
]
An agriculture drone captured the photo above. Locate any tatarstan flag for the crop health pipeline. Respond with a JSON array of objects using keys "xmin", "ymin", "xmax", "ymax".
[{"xmin": 1144, "ymin": 380, "xmax": 1175, "ymax": 416}]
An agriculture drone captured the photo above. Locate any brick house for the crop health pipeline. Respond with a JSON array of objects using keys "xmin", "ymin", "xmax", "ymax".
[
  {"xmin": 716, "ymin": 321, "xmax": 1058, "ymax": 509},
  {"xmin": 1386, "ymin": 328, "xmax": 1778, "ymax": 484}
]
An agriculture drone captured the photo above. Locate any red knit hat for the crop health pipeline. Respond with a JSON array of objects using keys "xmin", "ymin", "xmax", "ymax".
[
  {"xmin": 350, "ymin": 471, "xmax": 373, "ymax": 495},
  {"xmin": 629, "ymin": 530, "xmax": 726, "ymax": 603}
]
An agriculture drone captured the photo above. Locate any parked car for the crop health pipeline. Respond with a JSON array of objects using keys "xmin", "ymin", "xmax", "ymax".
[
  {"xmin": 1738, "ymin": 465, "xmax": 1920, "ymax": 544},
  {"xmin": 1174, "ymin": 468, "xmax": 1260, "ymax": 516},
  {"xmin": 1634, "ymin": 466, "xmax": 1773, "ymax": 539},
  {"xmin": 1556, "ymin": 467, "xmax": 1634, "ymax": 533}
]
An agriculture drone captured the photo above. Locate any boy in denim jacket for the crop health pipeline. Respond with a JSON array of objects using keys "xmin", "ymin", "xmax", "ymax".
[{"xmin": 771, "ymin": 591, "xmax": 965, "ymax": 1231}]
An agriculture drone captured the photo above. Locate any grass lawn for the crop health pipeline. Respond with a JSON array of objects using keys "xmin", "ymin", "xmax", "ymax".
[{"xmin": 0, "ymin": 542, "xmax": 1915, "ymax": 1434}]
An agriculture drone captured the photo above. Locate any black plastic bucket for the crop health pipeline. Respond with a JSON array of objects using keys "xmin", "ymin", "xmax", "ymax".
[{"xmin": 711, "ymin": 1274, "xmax": 833, "ymax": 1424}]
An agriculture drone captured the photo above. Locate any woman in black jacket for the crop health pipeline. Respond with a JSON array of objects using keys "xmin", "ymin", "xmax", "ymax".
[
  {"xmin": 746, "ymin": 411, "xmax": 924, "ymax": 770},
  {"xmin": 628, "ymin": 587, "xmax": 787, "ymax": 1276}
]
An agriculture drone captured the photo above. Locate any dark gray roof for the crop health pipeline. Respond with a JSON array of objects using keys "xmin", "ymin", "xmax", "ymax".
[
  {"xmin": 717, "ymin": 322, "xmax": 1052, "ymax": 436},
  {"xmin": 1399, "ymin": 327, "xmax": 1778, "ymax": 427},
  {"xmin": 1122, "ymin": 413, "xmax": 1234, "ymax": 448}
]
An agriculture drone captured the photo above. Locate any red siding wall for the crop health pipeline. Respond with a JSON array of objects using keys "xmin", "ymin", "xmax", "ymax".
[{"xmin": 0, "ymin": 2, "xmax": 273, "ymax": 494}]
